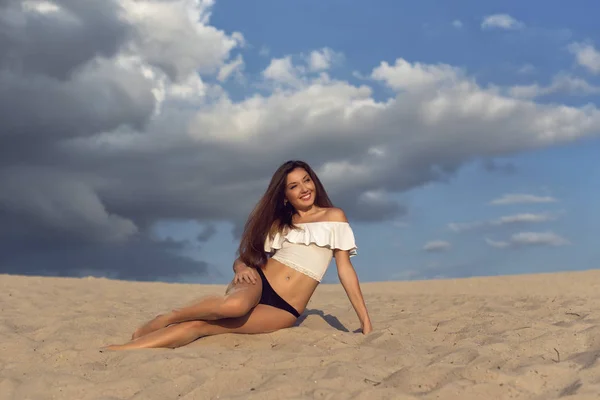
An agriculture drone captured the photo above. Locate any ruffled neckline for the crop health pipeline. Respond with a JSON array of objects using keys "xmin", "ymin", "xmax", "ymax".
[{"xmin": 265, "ymin": 221, "xmax": 357, "ymax": 256}]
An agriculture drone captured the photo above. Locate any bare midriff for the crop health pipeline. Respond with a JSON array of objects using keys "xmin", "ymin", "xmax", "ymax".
[{"xmin": 261, "ymin": 257, "xmax": 319, "ymax": 314}]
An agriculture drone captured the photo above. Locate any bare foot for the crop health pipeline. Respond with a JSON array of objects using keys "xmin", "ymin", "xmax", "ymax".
[{"xmin": 131, "ymin": 314, "xmax": 170, "ymax": 340}]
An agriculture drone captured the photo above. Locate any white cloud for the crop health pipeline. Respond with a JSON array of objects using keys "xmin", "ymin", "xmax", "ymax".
[
  {"xmin": 489, "ymin": 194, "xmax": 558, "ymax": 205},
  {"xmin": 512, "ymin": 231, "xmax": 570, "ymax": 246},
  {"xmin": 120, "ymin": 0, "xmax": 243, "ymax": 80},
  {"xmin": 423, "ymin": 240, "xmax": 451, "ymax": 252},
  {"xmin": 518, "ymin": 64, "xmax": 536, "ymax": 75},
  {"xmin": 448, "ymin": 221, "xmax": 486, "ymax": 233},
  {"xmin": 371, "ymin": 58, "xmax": 461, "ymax": 91},
  {"xmin": 307, "ymin": 48, "xmax": 342, "ymax": 72},
  {"xmin": 217, "ymin": 54, "xmax": 245, "ymax": 82},
  {"xmin": 22, "ymin": 0, "xmax": 60, "ymax": 14},
  {"xmin": 188, "ymin": 57, "xmax": 600, "ymax": 196},
  {"xmin": 20, "ymin": 0, "xmax": 79, "ymax": 24},
  {"xmin": 493, "ymin": 213, "xmax": 556, "ymax": 225},
  {"xmin": 450, "ymin": 212, "xmax": 557, "ymax": 233},
  {"xmin": 452, "ymin": 20, "xmax": 463, "ymax": 29},
  {"xmin": 261, "ymin": 49, "xmax": 343, "ymax": 88},
  {"xmin": 509, "ymin": 74, "xmax": 600, "ymax": 99},
  {"xmin": 568, "ymin": 42, "xmax": 600, "ymax": 74},
  {"xmin": 262, "ymin": 56, "xmax": 304, "ymax": 87},
  {"xmin": 485, "ymin": 238, "xmax": 510, "ymax": 248},
  {"xmin": 486, "ymin": 231, "xmax": 570, "ymax": 248},
  {"xmin": 367, "ymin": 147, "xmax": 386, "ymax": 157},
  {"xmin": 481, "ymin": 14, "xmax": 525, "ymax": 30},
  {"xmin": 259, "ymin": 46, "xmax": 270, "ymax": 57}
]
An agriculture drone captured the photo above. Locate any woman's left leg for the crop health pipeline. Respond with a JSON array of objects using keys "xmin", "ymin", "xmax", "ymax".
[{"xmin": 105, "ymin": 304, "xmax": 298, "ymax": 350}]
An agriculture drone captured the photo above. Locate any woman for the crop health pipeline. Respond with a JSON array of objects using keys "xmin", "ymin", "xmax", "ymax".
[{"xmin": 106, "ymin": 160, "xmax": 372, "ymax": 350}]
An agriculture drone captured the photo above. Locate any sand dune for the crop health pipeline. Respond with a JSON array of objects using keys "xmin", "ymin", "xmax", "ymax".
[{"xmin": 1, "ymin": 270, "xmax": 600, "ymax": 399}]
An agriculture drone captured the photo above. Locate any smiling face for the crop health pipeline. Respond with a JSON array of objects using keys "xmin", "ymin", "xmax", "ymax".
[{"xmin": 284, "ymin": 167, "xmax": 317, "ymax": 210}]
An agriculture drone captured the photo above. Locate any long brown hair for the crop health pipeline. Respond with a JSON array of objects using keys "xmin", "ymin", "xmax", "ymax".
[{"xmin": 237, "ymin": 160, "xmax": 334, "ymax": 269}]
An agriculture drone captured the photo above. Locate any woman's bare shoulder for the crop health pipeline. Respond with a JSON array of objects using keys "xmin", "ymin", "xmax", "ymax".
[{"xmin": 323, "ymin": 207, "xmax": 349, "ymax": 223}]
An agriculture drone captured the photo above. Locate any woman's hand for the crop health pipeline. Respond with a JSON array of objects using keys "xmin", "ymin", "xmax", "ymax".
[
  {"xmin": 234, "ymin": 264, "xmax": 259, "ymax": 285},
  {"xmin": 361, "ymin": 320, "xmax": 373, "ymax": 335}
]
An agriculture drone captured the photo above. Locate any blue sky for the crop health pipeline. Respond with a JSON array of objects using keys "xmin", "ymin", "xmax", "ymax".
[
  {"xmin": 210, "ymin": 0, "xmax": 598, "ymax": 88},
  {"xmin": 3, "ymin": 0, "xmax": 599, "ymax": 283},
  {"xmin": 150, "ymin": 0, "xmax": 600, "ymax": 283}
]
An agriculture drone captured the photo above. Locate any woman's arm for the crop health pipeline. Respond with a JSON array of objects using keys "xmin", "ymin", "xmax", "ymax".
[
  {"xmin": 327, "ymin": 207, "xmax": 372, "ymax": 333},
  {"xmin": 335, "ymin": 250, "xmax": 372, "ymax": 334},
  {"xmin": 232, "ymin": 257, "xmax": 246, "ymax": 273}
]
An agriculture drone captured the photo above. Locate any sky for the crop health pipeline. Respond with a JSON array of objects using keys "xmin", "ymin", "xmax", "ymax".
[{"xmin": 1, "ymin": 0, "xmax": 599, "ymax": 284}]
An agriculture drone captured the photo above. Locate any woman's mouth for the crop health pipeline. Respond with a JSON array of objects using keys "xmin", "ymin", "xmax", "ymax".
[{"xmin": 299, "ymin": 192, "xmax": 312, "ymax": 201}]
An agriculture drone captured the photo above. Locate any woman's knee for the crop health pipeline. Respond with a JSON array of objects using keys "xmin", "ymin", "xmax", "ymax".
[
  {"xmin": 218, "ymin": 296, "xmax": 254, "ymax": 318},
  {"xmin": 181, "ymin": 320, "xmax": 206, "ymax": 333}
]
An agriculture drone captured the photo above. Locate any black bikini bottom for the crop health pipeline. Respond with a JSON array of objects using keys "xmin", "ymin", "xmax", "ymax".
[{"xmin": 256, "ymin": 267, "xmax": 301, "ymax": 318}]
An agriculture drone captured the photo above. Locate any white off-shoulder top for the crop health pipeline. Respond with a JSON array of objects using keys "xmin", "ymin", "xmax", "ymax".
[{"xmin": 264, "ymin": 221, "xmax": 357, "ymax": 282}]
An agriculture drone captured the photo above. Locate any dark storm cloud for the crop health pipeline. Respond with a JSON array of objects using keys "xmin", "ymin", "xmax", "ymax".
[
  {"xmin": 0, "ymin": 2, "xmax": 155, "ymax": 164},
  {"xmin": 197, "ymin": 224, "xmax": 218, "ymax": 242},
  {"xmin": 0, "ymin": 63, "xmax": 155, "ymax": 156},
  {"xmin": 0, "ymin": 166, "xmax": 137, "ymax": 242},
  {"xmin": 0, "ymin": 0, "xmax": 130, "ymax": 80},
  {"xmin": 482, "ymin": 159, "xmax": 518, "ymax": 174},
  {"xmin": 0, "ymin": 231, "xmax": 208, "ymax": 282},
  {"xmin": 0, "ymin": 0, "xmax": 211, "ymax": 281},
  {"xmin": 0, "ymin": 171, "xmax": 209, "ymax": 282}
]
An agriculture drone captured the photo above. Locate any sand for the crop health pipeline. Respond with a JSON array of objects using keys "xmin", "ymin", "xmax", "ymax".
[{"xmin": 1, "ymin": 270, "xmax": 600, "ymax": 400}]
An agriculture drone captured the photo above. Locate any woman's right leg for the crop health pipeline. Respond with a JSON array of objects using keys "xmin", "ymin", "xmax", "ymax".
[
  {"xmin": 110, "ymin": 304, "xmax": 297, "ymax": 350},
  {"xmin": 132, "ymin": 279, "xmax": 262, "ymax": 340}
]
